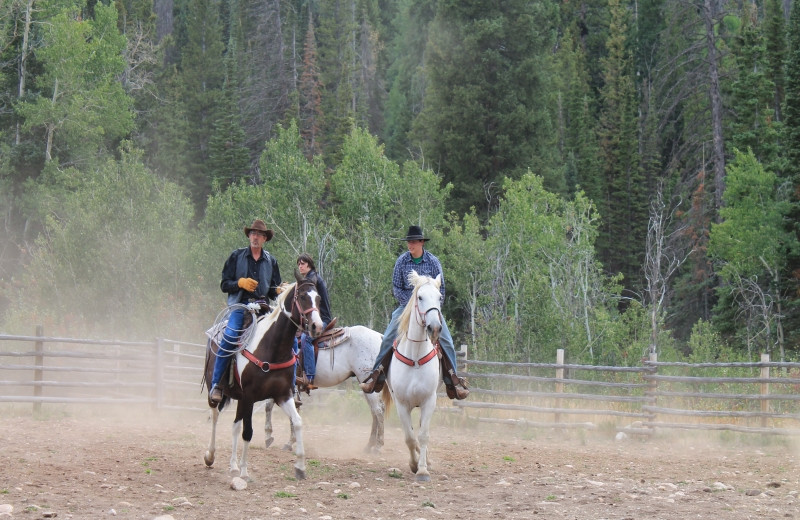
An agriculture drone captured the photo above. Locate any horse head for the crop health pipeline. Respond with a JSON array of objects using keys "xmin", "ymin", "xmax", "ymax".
[
  {"xmin": 293, "ymin": 269, "xmax": 325, "ymax": 338},
  {"xmin": 404, "ymin": 270, "xmax": 443, "ymax": 345}
]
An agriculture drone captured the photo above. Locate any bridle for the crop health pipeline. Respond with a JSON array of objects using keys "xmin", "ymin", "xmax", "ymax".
[
  {"xmin": 410, "ymin": 283, "xmax": 442, "ymax": 340},
  {"xmin": 290, "ymin": 280, "xmax": 319, "ymax": 334},
  {"xmin": 393, "ymin": 282, "xmax": 442, "ymax": 367},
  {"xmin": 240, "ymin": 281, "xmax": 318, "ymax": 373}
]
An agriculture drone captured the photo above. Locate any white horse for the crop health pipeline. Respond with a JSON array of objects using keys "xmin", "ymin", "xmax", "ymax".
[
  {"xmin": 263, "ymin": 325, "xmax": 392, "ymax": 453},
  {"xmin": 387, "ymin": 270, "xmax": 443, "ymax": 482}
]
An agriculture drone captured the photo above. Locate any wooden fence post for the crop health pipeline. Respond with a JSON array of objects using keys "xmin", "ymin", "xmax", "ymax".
[
  {"xmin": 154, "ymin": 338, "xmax": 165, "ymax": 410},
  {"xmin": 760, "ymin": 352, "xmax": 770, "ymax": 428},
  {"xmin": 647, "ymin": 352, "xmax": 658, "ymax": 435},
  {"xmin": 33, "ymin": 324, "xmax": 44, "ymax": 414},
  {"xmin": 555, "ymin": 349, "xmax": 564, "ymax": 425}
]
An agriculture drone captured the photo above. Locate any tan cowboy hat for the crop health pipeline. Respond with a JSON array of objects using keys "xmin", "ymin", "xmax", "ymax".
[
  {"xmin": 244, "ymin": 219, "xmax": 274, "ymax": 241},
  {"xmin": 402, "ymin": 225, "xmax": 430, "ymax": 241}
]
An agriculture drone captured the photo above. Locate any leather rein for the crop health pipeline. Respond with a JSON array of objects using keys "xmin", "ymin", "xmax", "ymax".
[{"xmin": 241, "ymin": 282, "xmax": 318, "ymax": 373}]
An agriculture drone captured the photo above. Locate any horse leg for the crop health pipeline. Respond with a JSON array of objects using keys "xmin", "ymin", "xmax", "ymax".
[
  {"xmin": 204, "ymin": 406, "xmax": 220, "ymax": 467},
  {"xmin": 236, "ymin": 400, "xmax": 255, "ymax": 482},
  {"xmin": 281, "ymin": 418, "xmax": 296, "ymax": 451},
  {"xmin": 363, "ymin": 392, "xmax": 385, "ymax": 454},
  {"xmin": 263, "ymin": 399, "xmax": 275, "ymax": 449},
  {"xmin": 414, "ymin": 397, "xmax": 437, "ymax": 482},
  {"xmin": 277, "ymin": 399, "xmax": 306, "ymax": 480},
  {"xmin": 229, "ymin": 417, "xmax": 242, "ymax": 477},
  {"xmin": 394, "ymin": 401, "xmax": 420, "ymax": 475}
]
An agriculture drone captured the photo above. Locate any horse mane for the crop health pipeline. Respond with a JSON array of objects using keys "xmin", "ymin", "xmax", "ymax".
[{"xmin": 267, "ymin": 282, "xmax": 296, "ymax": 321}]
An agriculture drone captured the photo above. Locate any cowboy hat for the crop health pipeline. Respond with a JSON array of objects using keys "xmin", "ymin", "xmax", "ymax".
[
  {"xmin": 402, "ymin": 225, "xmax": 430, "ymax": 241},
  {"xmin": 244, "ymin": 219, "xmax": 274, "ymax": 241}
]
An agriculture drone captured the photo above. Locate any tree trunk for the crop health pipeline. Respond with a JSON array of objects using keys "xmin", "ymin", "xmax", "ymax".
[
  {"xmin": 702, "ymin": 0, "xmax": 726, "ymax": 215},
  {"xmin": 16, "ymin": 0, "xmax": 34, "ymax": 145}
]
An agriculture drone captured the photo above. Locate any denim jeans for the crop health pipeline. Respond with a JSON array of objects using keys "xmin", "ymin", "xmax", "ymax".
[{"xmin": 211, "ymin": 307, "xmax": 245, "ymax": 388}]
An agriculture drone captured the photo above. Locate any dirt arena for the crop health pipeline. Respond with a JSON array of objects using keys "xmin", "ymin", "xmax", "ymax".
[{"xmin": 1, "ymin": 398, "xmax": 798, "ymax": 520}]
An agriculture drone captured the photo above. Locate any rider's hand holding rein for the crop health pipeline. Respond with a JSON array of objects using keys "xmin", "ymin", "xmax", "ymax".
[{"xmin": 238, "ymin": 277, "xmax": 258, "ymax": 292}]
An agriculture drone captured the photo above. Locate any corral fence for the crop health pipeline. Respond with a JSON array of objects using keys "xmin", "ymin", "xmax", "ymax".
[{"xmin": 2, "ymin": 327, "xmax": 799, "ymax": 437}]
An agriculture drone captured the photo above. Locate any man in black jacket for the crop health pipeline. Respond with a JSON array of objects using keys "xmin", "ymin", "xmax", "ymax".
[{"xmin": 208, "ymin": 219, "xmax": 282, "ymax": 405}]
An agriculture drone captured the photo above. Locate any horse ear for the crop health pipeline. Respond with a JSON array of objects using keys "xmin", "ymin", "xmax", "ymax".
[
  {"xmin": 433, "ymin": 273, "xmax": 442, "ymax": 288},
  {"xmin": 295, "ymin": 268, "xmax": 303, "ymax": 282}
]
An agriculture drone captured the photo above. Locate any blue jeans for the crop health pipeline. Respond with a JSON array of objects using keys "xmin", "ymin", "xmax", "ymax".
[
  {"xmin": 294, "ymin": 321, "xmax": 327, "ymax": 385},
  {"xmin": 372, "ymin": 306, "xmax": 458, "ymax": 383},
  {"xmin": 211, "ymin": 307, "xmax": 245, "ymax": 389}
]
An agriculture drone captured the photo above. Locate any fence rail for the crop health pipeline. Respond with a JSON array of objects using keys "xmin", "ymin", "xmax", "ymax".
[{"xmin": 2, "ymin": 327, "xmax": 799, "ymax": 436}]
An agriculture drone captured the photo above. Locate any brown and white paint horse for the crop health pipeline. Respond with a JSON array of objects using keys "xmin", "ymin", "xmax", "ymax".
[{"xmin": 203, "ymin": 271, "xmax": 324, "ymax": 481}]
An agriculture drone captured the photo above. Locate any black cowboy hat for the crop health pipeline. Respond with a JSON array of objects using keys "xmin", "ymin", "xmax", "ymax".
[
  {"xmin": 402, "ymin": 225, "xmax": 430, "ymax": 241},
  {"xmin": 244, "ymin": 219, "xmax": 274, "ymax": 241}
]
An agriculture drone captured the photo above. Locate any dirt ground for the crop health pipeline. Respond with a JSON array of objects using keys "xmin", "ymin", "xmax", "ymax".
[{"xmin": 1, "ymin": 398, "xmax": 799, "ymax": 520}]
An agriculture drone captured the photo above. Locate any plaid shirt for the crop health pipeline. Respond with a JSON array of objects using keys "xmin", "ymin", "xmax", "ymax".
[{"xmin": 392, "ymin": 250, "xmax": 445, "ymax": 307}]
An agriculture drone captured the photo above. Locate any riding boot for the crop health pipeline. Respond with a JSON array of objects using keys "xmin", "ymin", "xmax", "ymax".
[
  {"xmin": 297, "ymin": 374, "xmax": 318, "ymax": 392},
  {"xmin": 359, "ymin": 366, "xmax": 384, "ymax": 393},
  {"xmin": 441, "ymin": 354, "xmax": 469, "ymax": 400}
]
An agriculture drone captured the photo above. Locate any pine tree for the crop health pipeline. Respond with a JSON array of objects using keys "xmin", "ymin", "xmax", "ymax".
[
  {"xmin": 726, "ymin": 4, "xmax": 783, "ymax": 175},
  {"xmin": 596, "ymin": 0, "xmax": 646, "ymax": 290},
  {"xmin": 178, "ymin": 0, "xmax": 226, "ymax": 204},
  {"xmin": 298, "ymin": 9, "xmax": 323, "ymax": 159},
  {"xmin": 410, "ymin": 0, "xmax": 558, "ymax": 217}
]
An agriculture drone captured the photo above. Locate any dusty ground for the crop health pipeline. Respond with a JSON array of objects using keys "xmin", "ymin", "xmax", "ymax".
[{"xmin": 1, "ymin": 398, "xmax": 799, "ymax": 520}]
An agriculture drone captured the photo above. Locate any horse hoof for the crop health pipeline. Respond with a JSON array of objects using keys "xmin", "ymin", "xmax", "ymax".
[
  {"xmin": 265, "ymin": 436, "xmax": 274, "ymax": 449},
  {"xmin": 203, "ymin": 452, "xmax": 215, "ymax": 467},
  {"xmin": 281, "ymin": 443, "xmax": 293, "ymax": 451},
  {"xmin": 295, "ymin": 468, "xmax": 306, "ymax": 480},
  {"xmin": 415, "ymin": 473, "xmax": 431, "ymax": 482}
]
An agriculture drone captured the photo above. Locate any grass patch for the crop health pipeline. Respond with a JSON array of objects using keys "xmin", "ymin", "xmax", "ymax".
[{"xmin": 274, "ymin": 491, "xmax": 297, "ymax": 498}]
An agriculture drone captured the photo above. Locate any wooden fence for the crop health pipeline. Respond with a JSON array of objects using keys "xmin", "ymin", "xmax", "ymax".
[{"xmin": 2, "ymin": 327, "xmax": 800, "ymax": 436}]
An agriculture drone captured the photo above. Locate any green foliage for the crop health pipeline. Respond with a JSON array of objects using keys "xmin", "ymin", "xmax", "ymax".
[
  {"xmin": 710, "ymin": 149, "xmax": 794, "ymax": 280},
  {"xmin": 411, "ymin": 0, "xmax": 559, "ymax": 216},
  {"xmin": 480, "ymin": 172, "xmax": 624, "ymax": 363},
  {"xmin": 686, "ymin": 319, "xmax": 739, "ymax": 362},
  {"xmin": 2, "ymin": 145, "xmax": 196, "ymax": 337},
  {"xmin": 16, "ymin": 3, "xmax": 134, "ymax": 163}
]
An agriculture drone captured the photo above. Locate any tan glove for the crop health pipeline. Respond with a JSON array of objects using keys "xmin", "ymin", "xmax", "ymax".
[
  {"xmin": 275, "ymin": 282, "xmax": 290, "ymax": 295},
  {"xmin": 237, "ymin": 277, "xmax": 258, "ymax": 292}
]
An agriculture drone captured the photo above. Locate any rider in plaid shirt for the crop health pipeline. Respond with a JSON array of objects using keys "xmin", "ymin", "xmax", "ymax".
[{"xmin": 360, "ymin": 225, "xmax": 469, "ymax": 400}]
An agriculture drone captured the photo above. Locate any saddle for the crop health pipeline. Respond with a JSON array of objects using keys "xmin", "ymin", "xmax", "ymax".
[{"xmin": 297, "ymin": 320, "xmax": 349, "ymax": 392}]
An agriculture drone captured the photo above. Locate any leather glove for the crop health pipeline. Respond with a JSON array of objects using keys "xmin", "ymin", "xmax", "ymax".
[
  {"xmin": 275, "ymin": 282, "xmax": 289, "ymax": 295},
  {"xmin": 237, "ymin": 277, "xmax": 258, "ymax": 292}
]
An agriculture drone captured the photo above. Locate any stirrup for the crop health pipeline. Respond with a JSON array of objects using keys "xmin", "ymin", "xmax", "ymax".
[
  {"xmin": 445, "ymin": 384, "xmax": 469, "ymax": 400},
  {"xmin": 359, "ymin": 368, "xmax": 383, "ymax": 393},
  {"xmin": 297, "ymin": 375, "xmax": 318, "ymax": 392},
  {"xmin": 208, "ymin": 385, "xmax": 223, "ymax": 406}
]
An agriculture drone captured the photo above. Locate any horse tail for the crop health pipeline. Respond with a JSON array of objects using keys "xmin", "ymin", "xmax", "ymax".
[{"xmin": 380, "ymin": 383, "xmax": 392, "ymax": 415}]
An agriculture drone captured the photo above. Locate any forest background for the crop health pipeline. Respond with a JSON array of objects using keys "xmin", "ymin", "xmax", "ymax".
[{"xmin": 1, "ymin": 0, "xmax": 800, "ymax": 366}]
